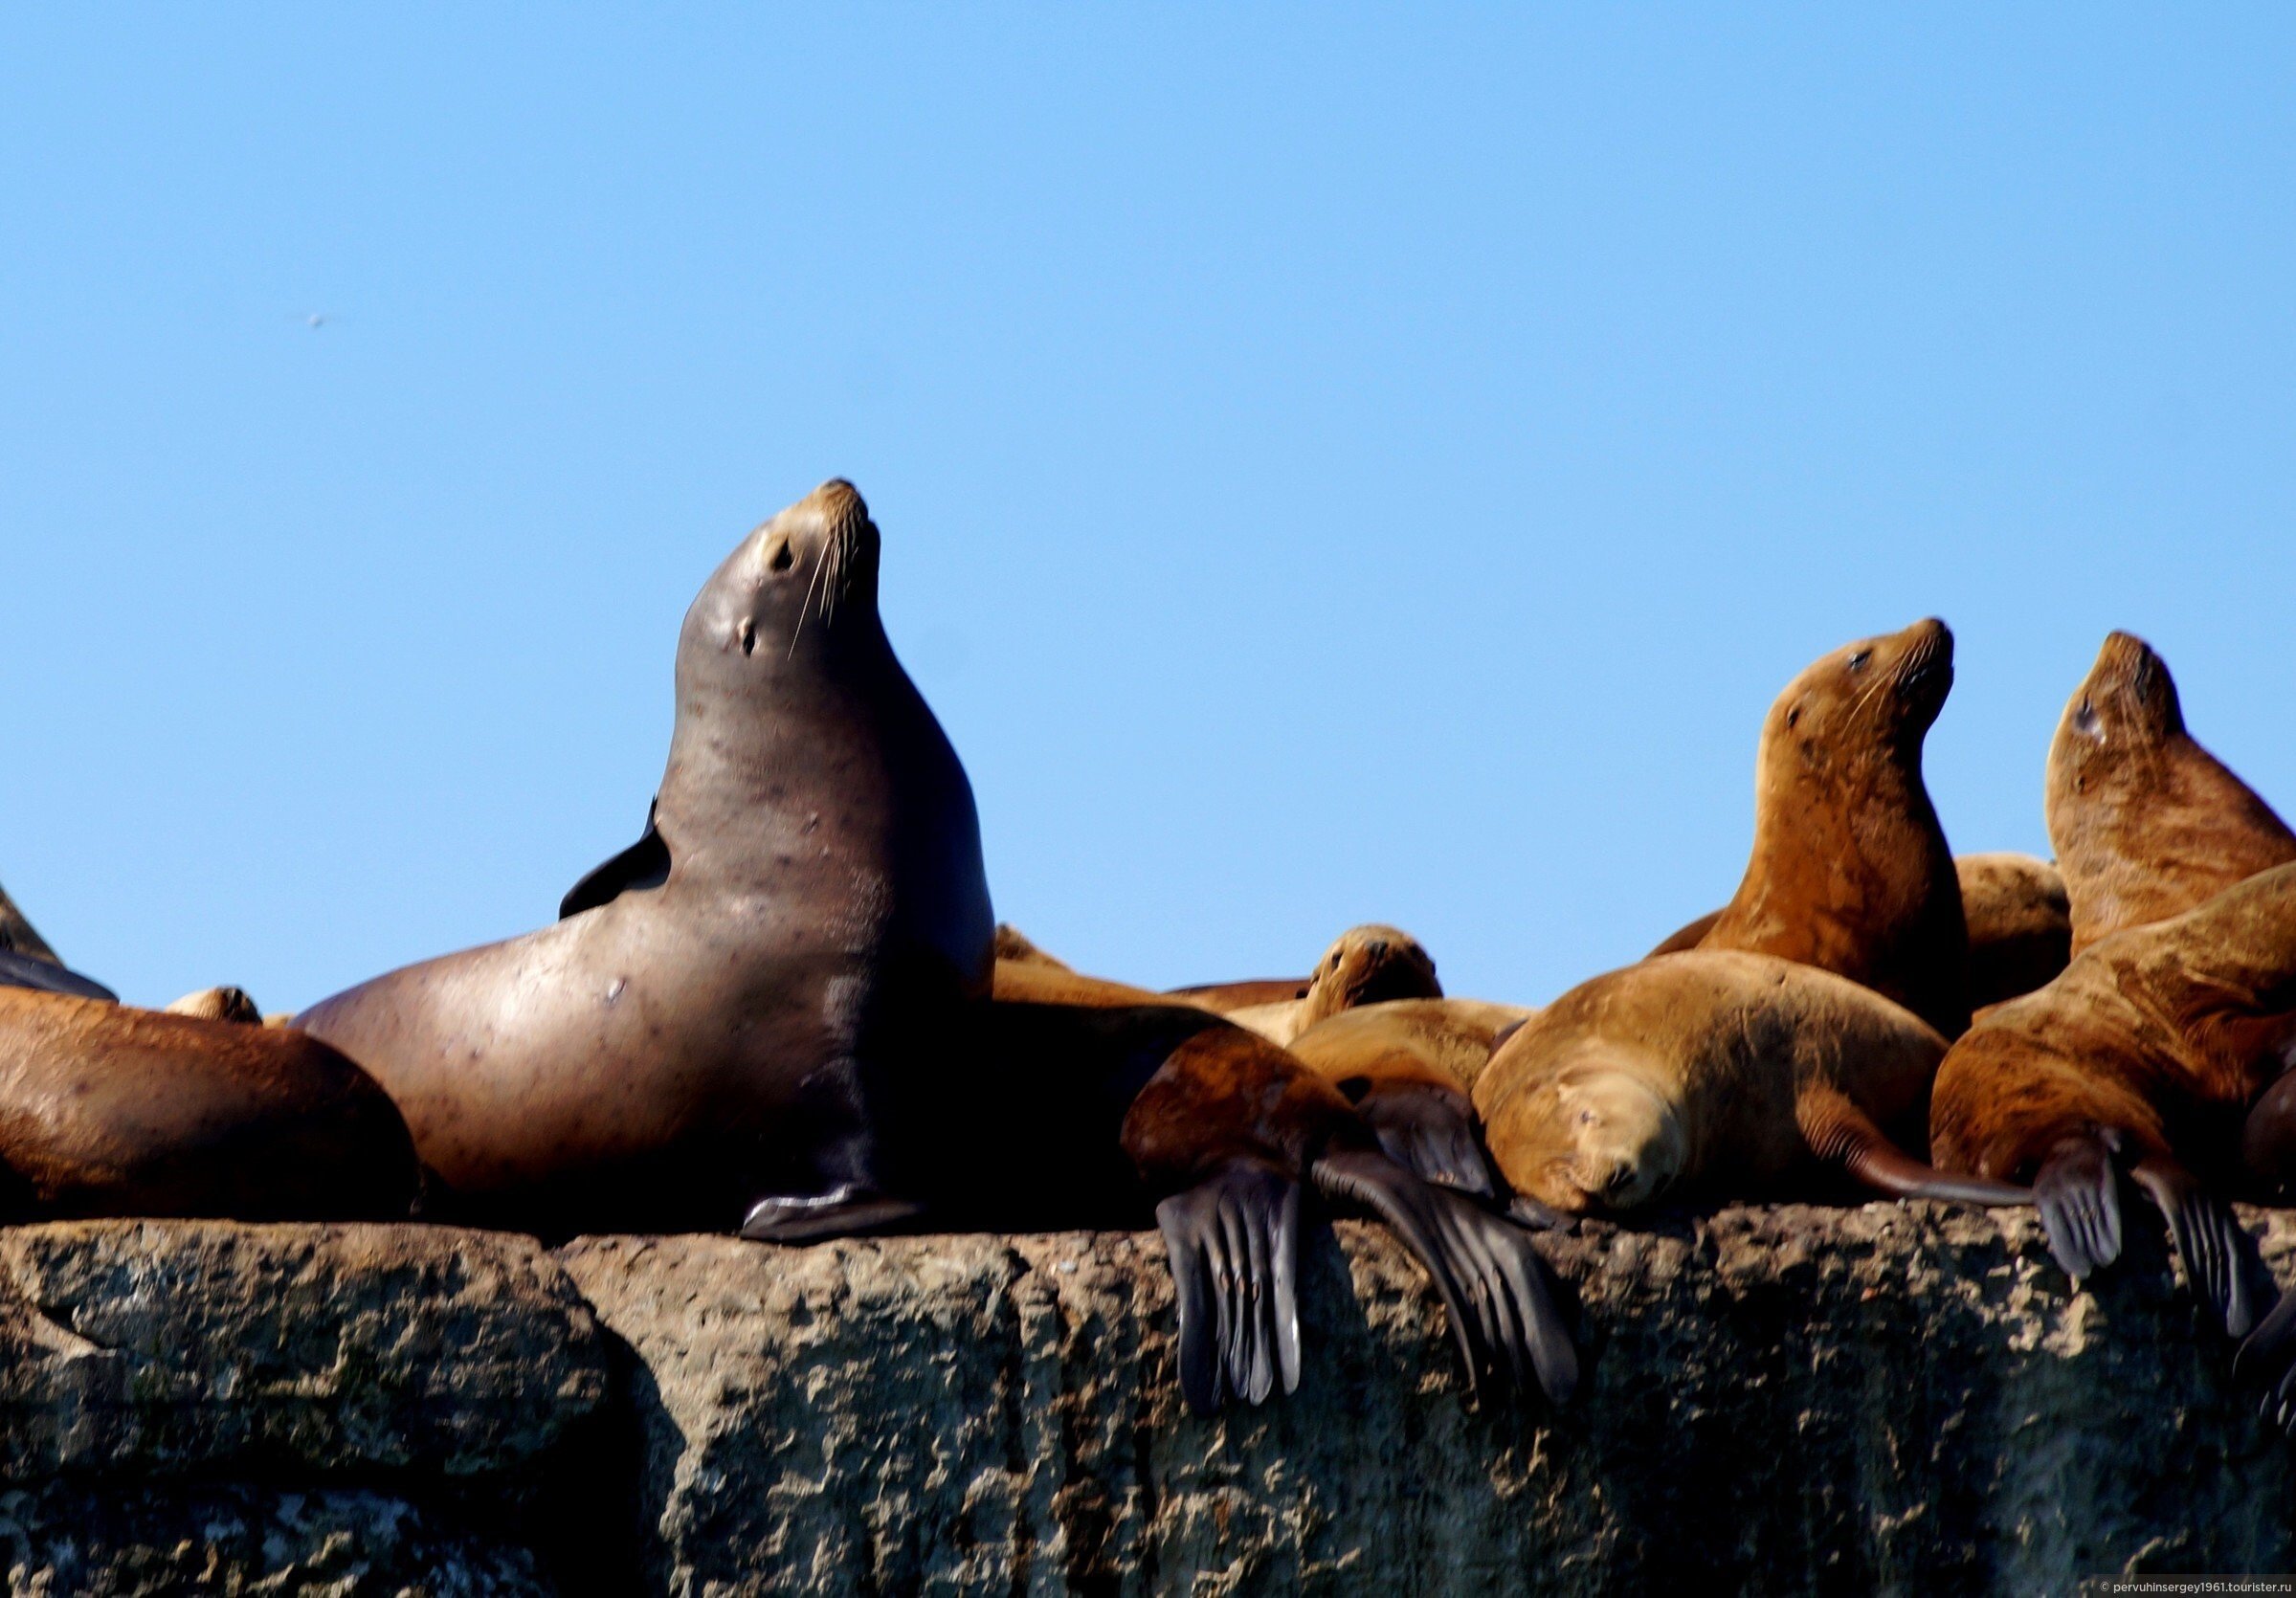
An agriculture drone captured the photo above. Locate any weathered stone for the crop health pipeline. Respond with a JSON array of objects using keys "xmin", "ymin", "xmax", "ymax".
[
  {"xmin": 0, "ymin": 1482, "xmax": 554, "ymax": 1597},
  {"xmin": 0, "ymin": 1222, "xmax": 607, "ymax": 1486},
  {"xmin": 560, "ymin": 1207, "xmax": 2296, "ymax": 1596}
]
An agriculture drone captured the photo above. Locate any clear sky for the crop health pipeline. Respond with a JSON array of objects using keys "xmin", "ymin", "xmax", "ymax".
[{"xmin": 2, "ymin": 8, "xmax": 2291, "ymax": 1011}]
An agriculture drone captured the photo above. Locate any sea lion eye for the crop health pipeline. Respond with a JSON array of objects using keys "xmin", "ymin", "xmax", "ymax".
[
  {"xmin": 1846, "ymin": 649, "xmax": 1872, "ymax": 671},
  {"xmin": 769, "ymin": 542, "xmax": 794, "ymax": 574},
  {"xmin": 1577, "ymin": 1108, "xmax": 1597, "ymax": 1127}
]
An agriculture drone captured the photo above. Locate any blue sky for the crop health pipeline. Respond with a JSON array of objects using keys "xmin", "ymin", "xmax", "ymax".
[{"xmin": 2, "ymin": 8, "xmax": 2291, "ymax": 1010}]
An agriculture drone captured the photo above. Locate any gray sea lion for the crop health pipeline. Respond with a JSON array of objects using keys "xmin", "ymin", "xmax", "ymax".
[
  {"xmin": 299, "ymin": 480, "xmax": 995, "ymax": 1241},
  {"xmin": 1475, "ymin": 951, "xmax": 2024, "ymax": 1217},
  {"xmin": 0, "ymin": 988, "xmax": 416, "ymax": 1220}
]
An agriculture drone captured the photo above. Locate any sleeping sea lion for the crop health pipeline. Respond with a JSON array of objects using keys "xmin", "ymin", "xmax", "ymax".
[
  {"xmin": 1653, "ymin": 852, "xmax": 2070, "ymax": 1015},
  {"xmin": 1691, "ymin": 620, "xmax": 1971, "ymax": 1038},
  {"xmin": 2045, "ymin": 631, "xmax": 2296, "ymax": 955},
  {"xmin": 299, "ymin": 481, "xmax": 995, "ymax": 1241},
  {"xmin": 1928, "ymin": 860, "xmax": 2296, "ymax": 1343},
  {"xmin": 1475, "ymin": 951, "xmax": 2024, "ymax": 1217},
  {"xmin": 167, "ymin": 987, "xmax": 264, "ymax": 1025},
  {"xmin": 1221, "ymin": 924, "xmax": 1444, "ymax": 1046},
  {"xmin": 0, "ymin": 988, "xmax": 416, "ymax": 1220},
  {"xmin": 1284, "ymin": 998, "xmax": 1535, "ymax": 1197}
]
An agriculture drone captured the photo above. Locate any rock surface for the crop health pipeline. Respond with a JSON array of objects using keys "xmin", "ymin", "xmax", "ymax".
[{"xmin": 0, "ymin": 1210, "xmax": 2290, "ymax": 1593}]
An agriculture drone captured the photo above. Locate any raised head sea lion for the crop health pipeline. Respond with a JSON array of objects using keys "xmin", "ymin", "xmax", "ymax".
[
  {"xmin": 299, "ymin": 481, "xmax": 995, "ymax": 1242},
  {"xmin": 1654, "ymin": 852, "xmax": 2070, "ymax": 1015},
  {"xmin": 2045, "ymin": 632, "xmax": 2296, "ymax": 954},
  {"xmin": 1475, "ymin": 951, "xmax": 2024, "ymax": 1217},
  {"xmin": 1222, "ymin": 924, "xmax": 1444, "ymax": 1046},
  {"xmin": 0, "ymin": 988, "xmax": 416, "ymax": 1220},
  {"xmin": 1928, "ymin": 861, "xmax": 2296, "ymax": 1343},
  {"xmin": 1693, "ymin": 620, "xmax": 1971, "ymax": 1038},
  {"xmin": 1284, "ymin": 998, "xmax": 1535, "ymax": 1197},
  {"xmin": 167, "ymin": 987, "xmax": 264, "ymax": 1025}
]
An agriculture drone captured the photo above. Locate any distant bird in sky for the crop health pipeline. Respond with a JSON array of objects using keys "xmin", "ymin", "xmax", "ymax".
[{"xmin": 304, "ymin": 313, "xmax": 330, "ymax": 330}]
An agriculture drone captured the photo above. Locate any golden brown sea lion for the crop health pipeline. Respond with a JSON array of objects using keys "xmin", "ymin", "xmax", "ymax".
[
  {"xmin": 1475, "ymin": 951, "xmax": 2024, "ymax": 1217},
  {"xmin": 0, "ymin": 988, "xmax": 416, "ymax": 1220},
  {"xmin": 1691, "ymin": 620, "xmax": 1971, "ymax": 1038},
  {"xmin": 299, "ymin": 481, "xmax": 996, "ymax": 1243},
  {"xmin": 1928, "ymin": 861, "xmax": 2296, "ymax": 1342},
  {"xmin": 1654, "ymin": 852, "xmax": 2070, "ymax": 1015},
  {"xmin": 2045, "ymin": 631, "xmax": 2296, "ymax": 955},
  {"xmin": 166, "ymin": 987, "xmax": 265, "ymax": 1025},
  {"xmin": 1221, "ymin": 924, "xmax": 1444, "ymax": 1046},
  {"xmin": 1284, "ymin": 998, "xmax": 1535, "ymax": 1197}
]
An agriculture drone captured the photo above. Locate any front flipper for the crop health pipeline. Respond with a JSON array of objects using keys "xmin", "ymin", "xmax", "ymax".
[
  {"xmin": 2130, "ymin": 1154, "xmax": 2255, "ymax": 1338},
  {"xmin": 738, "ymin": 1185, "xmax": 927, "ymax": 1244},
  {"xmin": 2032, "ymin": 1127, "xmax": 2125, "ymax": 1286},
  {"xmin": 1153, "ymin": 1160, "xmax": 1302, "ymax": 1414},
  {"xmin": 559, "ymin": 800, "xmax": 671, "ymax": 920},
  {"xmin": 1313, "ymin": 1147, "xmax": 1577, "ymax": 1407},
  {"xmin": 2235, "ymin": 1293, "xmax": 2296, "ymax": 1435},
  {"xmin": 0, "ymin": 949, "xmax": 117, "ymax": 1004},
  {"xmin": 1797, "ymin": 1087, "xmax": 2029, "ymax": 1208},
  {"xmin": 1345, "ymin": 1081, "xmax": 1497, "ymax": 1200}
]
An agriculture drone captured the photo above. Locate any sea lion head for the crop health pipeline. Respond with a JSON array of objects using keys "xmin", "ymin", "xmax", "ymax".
[
  {"xmin": 1297, "ymin": 924, "xmax": 1441, "ymax": 1026},
  {"xmin": 1763, "ymin": 617, "xmax": 1955, "ymax": 766},
  {"xmin": 1493, "ymin": 1056, "xmax": 1686, "ymax": 1214},
  {"xmin": 2049, "ymin": 632, "xmax": 2184, "ymax": 790},
  {"xmin": 679, "ymin": 480, "xmax": 882, "ymax": 693},
  {"xmin": 165, "ymin": 986, "xmax": 264, "ymax": 1025}
]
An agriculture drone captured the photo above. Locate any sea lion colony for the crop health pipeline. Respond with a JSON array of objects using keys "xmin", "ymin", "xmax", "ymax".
[{"xmin": 1, "ymin": 483, "xmax": 2292, "ymax": 1430}]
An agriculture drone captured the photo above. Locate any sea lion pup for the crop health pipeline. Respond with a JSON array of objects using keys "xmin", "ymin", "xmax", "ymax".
[
  {"xmin": 167, "ymin": 987, "xmax": 264, "ymax": 1025},
  {"xmin": 1929, "ymin": 861, "xmax": 2296, "ymax": 1345},
  {"xmin": 1284, "ymin": 999, "xmax": 1535, "ymax": 1197},
  {"xmin": 299, "ymin": 481, "xmax": 996, "ymax": 1242},
  {"xmin": 0, "ymin": 988, "xmax": 417, "ymax": 1220},
  {"xmin": 1654, "ymin": 853, "xmax": 2070, "ymax": 1015},
  {"xmin": 2046, "ymin": 631, "xmax": 2296, "ymax": 955},
  {"xmin": 1220, "ymin": 924, "xmax": 1444, "ymax": 1046},
  {"xmin": 953, "ymin": 983, "xmax": 1577, "ymax": 1413},
  {"xmin": 1690, "ymin": 619, "xmax": 1972, "ymax": 1038},
  {"xmin": 1475, "ymin": 951, "xmax": 2025, "ymax": 1218}
]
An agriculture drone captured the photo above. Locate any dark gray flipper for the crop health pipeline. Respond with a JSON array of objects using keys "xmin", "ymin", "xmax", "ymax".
[
  {"xmin": 2235, "ymin": 1293, "xmax": 2296, "ymax": 1436},
  {"xmin": 1154, "ymin": 1161, "xmax": 1302, "ymax": 1414},
  {"xmin": 737, "ymin": 1185, "xmax": 927, "ymax": 1244},
  {"xmin": 1351, "ymin": 1082, "xmax": 1498, "ymax": 1200},
  {"xmin": 559, "ymin": 800, "xmax": 670, "ymax": 920},
  {"xmin": 2033, "ymin": 1128, "xmax": 2124, "ymax": 1285},
  {"xmin": 2130, "ymin": 1155, "xmax": 2255, "ymax": 1338},
  {"xmin": 1505, "ymin": 1194, "xmax": 1572, "ymax": 1232},
  {"xmin": 1799, "ymin": 1088, "xmax": 2030, "ymax": 1208},
  {"xmin": 0, "ymin": 949, "xmax": 116, "ymax": 1004},
  {"xmin": 1313, "ymin": 1147, "xmax": 1578, "ymax": 1407}
]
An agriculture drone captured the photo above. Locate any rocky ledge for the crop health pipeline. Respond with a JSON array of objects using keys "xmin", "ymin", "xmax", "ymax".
[{"xmin": 0, "ymin": 1207, "xmax": 2286, "ymax": 1595}]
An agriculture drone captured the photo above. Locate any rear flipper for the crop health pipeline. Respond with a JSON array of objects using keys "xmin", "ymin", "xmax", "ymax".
[
  {"xmin": 2130, "ymin": 1154, "xmax": 2256, "ymax": 1338},
  {"xmin": 1346, "ymin": 1081, "xmax": 1497, "ymax": 1201},
  {"xmin": 1153, "ymin": 1160, "xmax": 1302, "ymax": 1414},
  {"xmin": 1798, "ymin": 1089, "xmax": 2031, "ymax": 1208},
  {"xmin": 1312, "ymin": 1147, "xmax": 1577, "ymax": 1407},
  {"xmin": 2033, "ymin": 1128, "xmax": 2125, "ymax": 1286},
  {"xmin": 738, "ymin": 1184, "xmax": 928, "ymax": 1244}
]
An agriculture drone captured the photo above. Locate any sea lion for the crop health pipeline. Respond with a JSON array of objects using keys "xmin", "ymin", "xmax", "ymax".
[
  {"xmin": 947, "ymin": 990, "xmax": 1577, "ymax": 1412},
  {"xmin": 0, "ymin": 988, "xmax": 416, "ymax": 1220},
  {"xmin": 1475, "ymin": 951, "xmax": 2024, "ymax": 1217},
  {"xmin": 1691, "ymin": 620, "xmax": 1971, "ymax": 1038},
  {"xmin": 1928, "ymin": 861, "xmax": 2296, "ymax": 1343},
  {"xmin": 2045, "ymin": 631, "xmax": 2296, "ymax": 955},
  {"xmin": 1285, "ymin": 998, "xmax": 1535, "ymax": 1197},
  {"xmin": 299, "ymin": 481, "xmax": 996, "ymax": 1242},
  {"xmin": 1222, "ymin": 924, "xmax": 1444, "ymax": 1046},
  {"xmin": 1167, "ymin": 978, "xmax": 1310, "ymax": 1014},
  {"xmin": 167, "ymin": 987, "xmax": 265, "ymax": 1025},
  {"xmin": 1653, "ymin": 852, "xmax": 2070, "ymax": 1015},
  {"xmin": 992, "ymin": 923, "xmax": 1071, "ymax": 971}
]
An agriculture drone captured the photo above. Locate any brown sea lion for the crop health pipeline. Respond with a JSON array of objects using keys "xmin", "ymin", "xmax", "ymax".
[
  {"xmin": 1285, "ymin": 998, "xmax": 1535, "ymax": 1197},
  {"xmin": 0, "ymin": 988, "xmax": 416, "ymax": 1220},
  {"xmin": 299, "ymin": 481, "xmax": 996, "ymax": 1242},
  {"xmin": 167, "ymin": 987, "xmax": 264, "ymax": 1025},
  {"xmin": 1653, "ymin": 852, "xmax": 2070, "ymax": 1015},
  {"xmin": 1691, "ymin": 620, "xmax": 1971, "ymax": 1038},
  {"xmin": 1222, "ymin": 924, "xmax": 1444, "ymax": 1046},
  {"xmin": 2045, "ymin": 631, "xmax": 2296, "ymax": 955},
  {"xmin": 1928, "ymin": 861, "xmax": 2296, "ymax": 1344},
  {"xmin": 1475, "ymin": 951, "xmax": 2024, "ymax": 1217},
  {"xmin": 992, "ymin": 923, "xmax": 1071, "ymax": 971}
]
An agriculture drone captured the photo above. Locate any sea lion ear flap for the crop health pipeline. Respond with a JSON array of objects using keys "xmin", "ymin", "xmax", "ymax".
[{"xmin": 560, "ymin": 799, "xmax": 673, "ymax": 920}]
